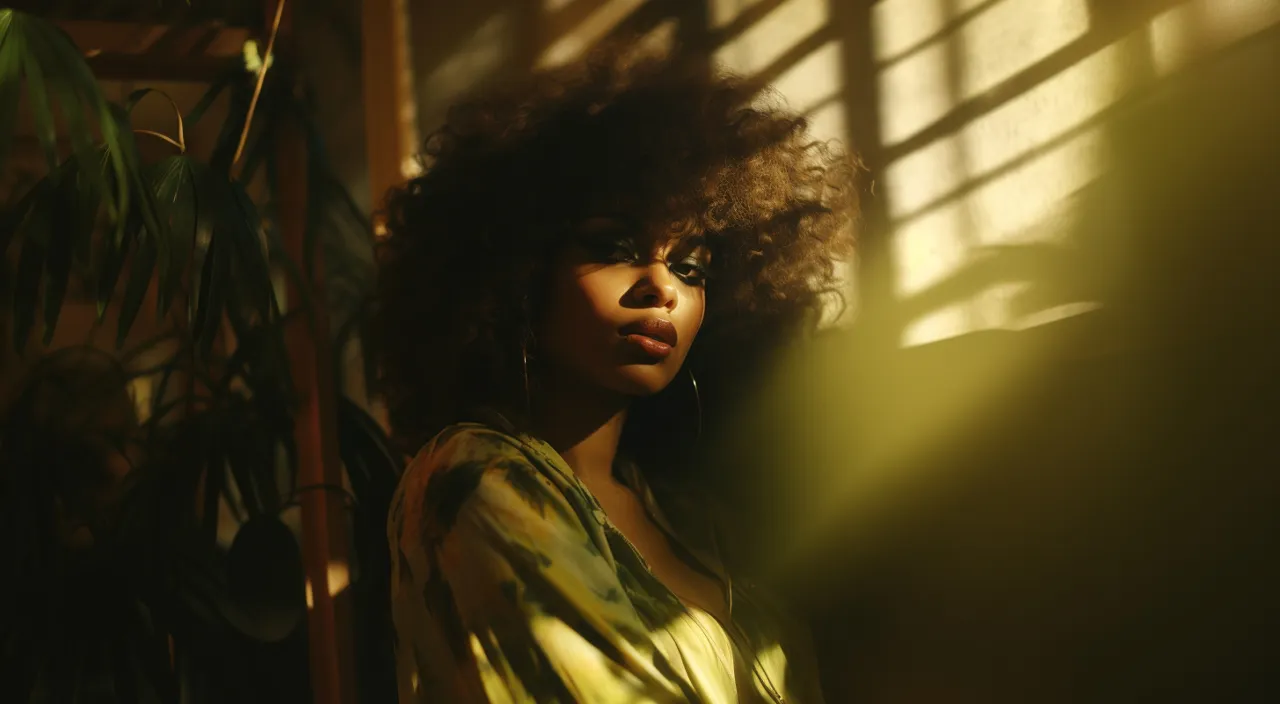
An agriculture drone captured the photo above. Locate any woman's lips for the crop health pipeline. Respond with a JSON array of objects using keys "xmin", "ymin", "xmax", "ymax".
[
  {"xmin": 622, "ymin": 333, "xmax": 673, "ymax": 359},
  {"xmin": 619, "ymin": 318, "xmax": 678, "ymax": 361}
]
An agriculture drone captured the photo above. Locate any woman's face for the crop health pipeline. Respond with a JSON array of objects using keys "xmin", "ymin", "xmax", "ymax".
[{"xmin": 536, "ymin": 216, "xmax": 710, "ymax": 398}]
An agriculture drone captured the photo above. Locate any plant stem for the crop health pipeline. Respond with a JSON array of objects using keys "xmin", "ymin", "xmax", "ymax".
[
  {"xmin": 131, "ymin": 129, "xmax": 184, "ymax": 152},
  {"xmin": 233, "ymin": 0, "xmax": 287, "ymax": 170}
]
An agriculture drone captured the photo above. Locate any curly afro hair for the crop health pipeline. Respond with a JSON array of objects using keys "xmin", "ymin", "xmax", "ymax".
[{"xmin": 372, "ymin": 40, "xmax": 858, "ymax": 454}]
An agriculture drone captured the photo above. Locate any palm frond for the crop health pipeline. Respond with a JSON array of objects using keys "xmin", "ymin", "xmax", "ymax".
[{"xmin": 0, "ymin": 10, "xmax": 133, "ymax": 225}]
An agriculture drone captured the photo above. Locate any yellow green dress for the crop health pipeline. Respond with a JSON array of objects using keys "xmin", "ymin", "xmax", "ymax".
[{"xmin": 388, "ymin": 422, "xmax": 825, "ymax": 703}]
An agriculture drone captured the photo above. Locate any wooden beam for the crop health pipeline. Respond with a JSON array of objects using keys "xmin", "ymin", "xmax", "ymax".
[
  {"xmin": 57, "ymin": 20, "xmax": 249, "ymax": 59},
  {"xmin": 58, "ymin": 19, "xmax": 249, "ymax": 83},
  {"xmin": 147, "ymin": 24, "xmax": 224, "ymax": 58},
  {"xmin": 85, "ymin": 53, "xmax": 240, "ymax": 82},
  {"xmin": 269, "ymin": 0, "xmax": 360, "ymax": 702},
  {"xmin": 361, "ymin": 0, "xmax": 417, "ymax": 212},
  {"xmin": 58, "ymin": 20, "xmax": 170, "ymax": 55}
]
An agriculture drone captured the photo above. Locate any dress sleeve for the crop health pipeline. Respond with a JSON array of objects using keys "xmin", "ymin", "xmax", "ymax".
[{"xmin": 413, "ymin": 427, "xmax": 693, "ymax": 703}]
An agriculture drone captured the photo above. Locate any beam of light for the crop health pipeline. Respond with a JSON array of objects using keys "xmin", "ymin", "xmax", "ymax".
[
  {"xmin": 769, "ymin": 39, "xmax": 844, "ymax": 115},
  {"xmin": 759, "ymin": 316, "xmax": 1029, "ymax": 576},
  {"xmin": 768, "ymin": 0, "xmax": 1280, "ymax": 587},
  {"xmin": 875, "ymin": 37, "xmax": 953, "ymax": 150},
  {"xmin": 418, "ymin": 11, "xmax": 514, "ymax": 127},
  {"xmin": 764, "ymin": 0, "xmax": 1120, "ymax": 573},
  {"xmin": 879, "ymin": 0, "xmax": 1120, "ymax": 346},
  {"xmin": 893, "ymin": 125, "xmax": 1107, "ymax": 345},
  {"xmin": 538, "ymin": 0, "xmax": 647, "ymax": 68},
  {"xmin": 872, "ymin": 0, "xmax": 949, "ymax": 64},
  {"xmin": 127, "ymin": 376, "xmax": 154, "ymax": 425},
  {"xmin": 901, "ymin": 300, "xmax": 972, "ymax": 345},
  {"xmin": 637, "ymin": 17, "xmax": 679, "ymax": 57},
  {"xmin": 817, "ymin": 257, "xmax": 858, "ymax": 329},
  {"xmin": 708, "ymin": 0, "xmax": 773, "ymax": 30},
  {"xmin": 804, "ymin": 96, "xmax": 850, "ymax": 146},
  {"xmin": 890, "ymin": 199, "xmax": 970, "ymax": 300},
  {"xmin": 958, "ymin": 0, "xmax": 1089, "ymax": 99},
  {"xmin": 962, "ymin": 126, "xmax": 1105, "ymax": 249},
  {"xmin": 305, "ymin": 560, "xmax": 352, "ymax": 609},
  {"xmin": 707, "ymin": 0, "xmax": 853, "ymax": 322},
  {"xmin": 714, "ymin": 0, "xmax": 830, "ymax": 77},
  {"xmin": 1006, "ymin": 300, "xmax": 1104, "ymax": 331},
  {"xmin": 400, "ymin": 155, "xmax": 422, "ymax": 180},
  {"xmin": 883, "ymin": 35, "xmax": 1137, "ymax": 221},
  {"xmin": 1149, "ymin": 0, "xmax": 1280, "ymax": 75},
  {"xmin": 876, "ymin": 0, "xmax": 1090, "ymax": 146}
]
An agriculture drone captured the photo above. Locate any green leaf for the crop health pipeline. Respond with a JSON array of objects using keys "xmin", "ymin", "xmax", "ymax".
[
  {"xmin": 123, "ymin": 87, "xmax": 157, "ymax": 114},
  {"xmin": 226, "ymin": 180, "xmax": 277, "ymax": 322},
  {"xmin": 0, "ymin": 11, "xmax": 134, "ymax": 226},
  {"xmin": 26, "ymin": 22, "xmax": 99, "ymax": 193},
  {"xmin": 11, "ymin": 198, "xmax": 48, "ymax": 352},
  {"xmin": 41, "ymin": 167, "xmax": 78, "ymax": 343},
  {"xmin": 208, "ymin": 72, "xmax": 253, "ymax": 175},
  {"xmin": 4, "ymin": 153, "xmax": 106, "ymax": 346},
  {"xmin": 97, "ymin": 94, "xmax": 133, "ymax": 226},
  {"xmin": 201, "ymin": 451, "xmax": 226, "ymax": 545},
  {"xmin": 224, "ymin": 427, "xmax": 264, "ymax": 517},
  {"xmin": 181, "ymin": 161, "xmax": 214, "ymax": 328},
  {"xmin": 21, "ymin": 38, "xmax": 59, "ymax": 173},
  {"xmin": 237, "ymin": 113, "xmax": 273, "ymax": 185},
  {"xmin": 43, "ymin": 13, "xmax": 131, "ymax": 223},
  {"xmin": 194, "ymin": 236, "xmax": 227, "ymax": 357},
  {"xmin": 96, "ymin": 220, "xmax": 132, "ymax": 318},
  {"xmin": 117, "ymin": 229, "xmax": 156, "ymax": 349},
  {"xmin": 337, "ymin": 396, "xmax": 401, "ymax": 503},
  {"xmin": 185, "ymin": 164, "xmax": 235, "ymax": 350},
  {"xmin": 147, "ymin": 156, "xmax": 198, "ymax": 320},
  {"xmin": 0, "ymin": 14, "xmax": 24, "ymax": 175},
  {"xmin": 104, "ymin": 105, "xmax": 172, "ymax": 322},
  {"xmin": 0, "ymin": 170, "xmax": 43, "ymax": 257},
  {"xmin": 266, "ymin": 238, "xmax": 312, "ymax": 317},
  {"xmin": 147, "ymin": 363, "xmax": 176, "ymax": 429},
  {"xmin": 72, "ymin": 154, "xmax": 103, "ymax": 266}
]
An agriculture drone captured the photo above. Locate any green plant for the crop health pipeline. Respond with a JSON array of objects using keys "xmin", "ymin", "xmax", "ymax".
[{"xmin": 0, "ymin": 8, "xmax": 401, "ymax": 703}]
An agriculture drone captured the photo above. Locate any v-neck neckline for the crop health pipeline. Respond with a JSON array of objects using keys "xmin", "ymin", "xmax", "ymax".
[{"xmin": 513, "ymin": 428, "xmax": 736, "ymax": 612}]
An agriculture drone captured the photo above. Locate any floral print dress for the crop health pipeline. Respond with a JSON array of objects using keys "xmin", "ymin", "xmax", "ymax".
[{"xmin": 388, "ymin": 423, "xmax": 825, "ymax": 703}]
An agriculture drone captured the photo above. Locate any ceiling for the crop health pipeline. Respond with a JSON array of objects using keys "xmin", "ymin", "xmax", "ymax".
[
  {"xmin": 7, "ymin": 0, "xmax": 261, "ymax": 82},
  {"xmin": 4, "ymin": 0, "xmax": 263, "ymax": 26},
  {"xmin": 1, "ymin": 2, "xmax": 266, "ymax": 199}
]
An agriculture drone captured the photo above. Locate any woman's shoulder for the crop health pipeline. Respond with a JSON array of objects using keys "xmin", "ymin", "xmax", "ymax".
[
  {"xmin": 394, "ymin": 422, "xmax": 582, "ymax": 540},
  {"xmin": 414, "ymin": 422, "xmax": 529, "ymax": 469}
]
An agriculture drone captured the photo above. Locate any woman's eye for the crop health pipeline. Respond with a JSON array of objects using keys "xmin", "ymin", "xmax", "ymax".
[
  {"xmin": 582, "ymin": 238, "xmax": 637, "ymax": 263},
  {"xmin": 671, "ymin": 259, "xmax": 709, "ymax": 286}
]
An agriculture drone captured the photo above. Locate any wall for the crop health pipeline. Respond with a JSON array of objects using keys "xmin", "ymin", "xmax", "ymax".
[
  {"xmin": 396, "ymin": 2, "xmax": 1280, "ymax": 701},
  {"xmin": 400, "ymin": 0, "xmax": 1279, "ymax": 348},
  {"xmin": 870, "ymin": 0, "xmax": 1280, "ymax": 348}
]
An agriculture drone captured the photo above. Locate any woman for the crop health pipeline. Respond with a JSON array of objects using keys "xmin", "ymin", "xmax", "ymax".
[{"xmin": 374, "ymin": 40, "xmax": 856, "ymax": 703}]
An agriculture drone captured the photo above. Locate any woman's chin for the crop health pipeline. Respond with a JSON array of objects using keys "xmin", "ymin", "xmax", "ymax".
[{"xmin": 610, "ymin": 365, "xmax": 678, "ymax": 398}]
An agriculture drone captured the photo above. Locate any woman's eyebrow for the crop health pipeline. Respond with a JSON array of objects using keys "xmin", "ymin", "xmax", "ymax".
[
  {"xmin": 576, "ymin": 215, "xmax": 637, "ymax": 234},
  {"xmin": 667, "ymin": 234, "xmax": 708, "ymax": 254}
]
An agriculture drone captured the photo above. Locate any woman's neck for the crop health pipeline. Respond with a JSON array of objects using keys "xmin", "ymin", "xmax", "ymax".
[{"xmin": 530, "ymin": 371, "xmax": 630, "ymax": 487}]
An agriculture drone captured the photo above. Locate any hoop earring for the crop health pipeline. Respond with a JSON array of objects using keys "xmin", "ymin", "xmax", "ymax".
[
  {"xmin": 687, "ymin": 367, "xmax": 702, "ymax": 440},
  {"xmin": 521, "ymin": 343, "xmax": 532, "ymax": 420}
]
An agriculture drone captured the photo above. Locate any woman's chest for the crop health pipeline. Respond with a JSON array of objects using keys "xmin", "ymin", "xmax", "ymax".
[{"xmin": 595, "ymin": 488, "xmax": 731, "ymax": 624}]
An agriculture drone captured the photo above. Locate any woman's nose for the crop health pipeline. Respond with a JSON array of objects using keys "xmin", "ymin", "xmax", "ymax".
[{"xmin": 631, "ymin": 264, "xmax": 678, "ymax": 310}]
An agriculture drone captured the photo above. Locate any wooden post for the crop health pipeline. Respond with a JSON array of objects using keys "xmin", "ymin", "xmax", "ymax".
[
  {"xmin": 268, "ymin": 1, "xmax": 360, "ymax": 702},
  {"xmin": 360, "ymin": 0, "xmax": 416, "ymax": 434},
  {"xmin": 361, "ymin": 0, "xmax": 417, "ymax": 214}
]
